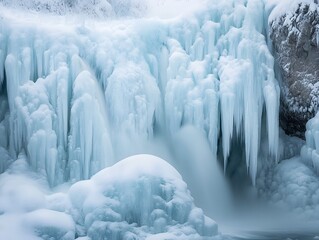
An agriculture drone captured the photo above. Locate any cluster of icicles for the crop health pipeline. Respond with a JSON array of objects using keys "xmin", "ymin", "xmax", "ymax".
[{"xmin": 0, "ymin": 0, "xmax": 279, "ymax": 186}]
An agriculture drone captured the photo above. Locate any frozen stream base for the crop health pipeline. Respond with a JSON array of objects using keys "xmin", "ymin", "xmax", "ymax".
[
  {"xmin": 1, "ymin": 153, "xmax": 319, "ymax": 240},
  {"xmin": 0, "ymin": 154, "xmax": 219, "ymax": 240}
]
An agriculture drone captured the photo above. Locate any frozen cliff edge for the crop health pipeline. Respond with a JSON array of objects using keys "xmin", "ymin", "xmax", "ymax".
[{"xmin": 0, "ymin": 154, "xmax": 217, "ymax": 240}]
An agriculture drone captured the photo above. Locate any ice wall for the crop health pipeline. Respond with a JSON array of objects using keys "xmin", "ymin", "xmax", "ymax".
[{"xmin": 0, "ymin": 0, "xmax": 279, "ymax": 186}]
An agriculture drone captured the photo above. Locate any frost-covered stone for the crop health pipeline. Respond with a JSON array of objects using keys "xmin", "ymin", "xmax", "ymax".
[{"xmin": 268, "ymin": 2, "xmax": 319, "ymax": 137}]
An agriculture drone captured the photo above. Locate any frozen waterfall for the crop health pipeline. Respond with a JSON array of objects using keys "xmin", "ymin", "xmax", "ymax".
[{"xmin": 0, "ymin": 0, "xmax": 280, "ymax": 187}]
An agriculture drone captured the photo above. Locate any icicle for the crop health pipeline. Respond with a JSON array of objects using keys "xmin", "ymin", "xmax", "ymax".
[
  {"xmin": 301, "ymin": 113, "xmax": 319, "ymax": 175},
  {"xmin": 0, "ymin": 0, "xmax": 280, "ymax": 186},
  {"xmin": 0, "ymin": 33, "xmax": 6, "ymax": 89},
  {"xmin": 69, "ymin": 70, "xmax": 114, "ymax": 181}
]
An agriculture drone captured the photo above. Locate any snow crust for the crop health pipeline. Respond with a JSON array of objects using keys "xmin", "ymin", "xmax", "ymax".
[
  {"xmin": 265, "ymin": 0, "xmax": 318, "ymax": 23},
  {"xmin": 258, "ymin": 157, "xmax": 319, "ymax": 220},
  {"xmin": 0, "ymin": 0, "xmax": 207, "ymax": 19},
  {"xmin": 0, "ymin": 153, "xmax": 75, "ymax": 240},
  {"xmin": 0, "ymin": 154, "xmax": 217, "ymax": 239},
  {"xmin": 0, "ymin": 0, "xmax": 279, "ymax": 186},
  {"xmin": 255, "ymin": 127, "xmax": 319, "ymax": 222}
]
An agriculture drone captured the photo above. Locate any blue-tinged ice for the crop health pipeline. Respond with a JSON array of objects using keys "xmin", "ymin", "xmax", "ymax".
[
  {"xmin": 0, "ymin": 0, "xmax": 279, "ymax": 185},
  {"xmin": 69, "ymin": 154, "xmax": 217, "ymax": 239},
  {"xmin": 301, "ymin": 112, "xmax": 319, "ymax": 174},
  {"xmin": 0, "ymin": 153, "xmax": 217, "ymax": 240}
]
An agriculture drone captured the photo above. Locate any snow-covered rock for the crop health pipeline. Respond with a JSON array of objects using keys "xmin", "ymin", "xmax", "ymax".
[
  {"xmin": 267, "ymin": 1, "xmax": 319, "ymax": 137},
  {"xmin": 69, "ymin": 154, "xmax": 218, "ymax": 239}
]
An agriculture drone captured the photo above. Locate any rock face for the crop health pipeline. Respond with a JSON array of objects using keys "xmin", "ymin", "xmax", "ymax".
[{"xmin": 270, "ymin": 3, "xmax": 319, "ymax": 137}]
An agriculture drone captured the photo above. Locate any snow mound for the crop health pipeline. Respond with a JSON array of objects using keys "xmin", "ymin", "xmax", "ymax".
[
  {"xmin": 265, "ymin": 0, "xmax": 318, "ymax": 23},
  {"xmin": 0, "ymin": 153, "xmax": 75, "ymax": 240},
  {"xmin": 68, "ymin": 154, "xmax": 218, "ymax": 239},
  {"xmin": 0, "ymin": 154, "xmax": 217, "ymax": 239},
  {"xmin": 257, "ymin": 118, "xmax": 319, "ymax": 221},
  {"xmin": 258, "ymin": 157, "xmax": 319, "ymax": 220}
]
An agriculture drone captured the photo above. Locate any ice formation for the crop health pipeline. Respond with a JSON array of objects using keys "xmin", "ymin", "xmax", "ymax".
[
  {"xmin": 0, "ymin": 153, "xmax": 75, "ymax": 240},
  {"xmin": 0, "ymin": 154, "xmax": 217, "ymax": 240},
  {"xmin": 301, "ymin": 112, "xmax": 319, "ymax": 174},
  {"xmin": 0, "ymin": 0, "xmax": 279, "ymax": 186},
  {"xmin": 69, "ymin": 154, "xmax": 217, "ymax": 239},
  {"xmin": 258, "ymin": 156, "xmax": 319, "ymax": 220},
  {"xmin": 4, "ymin": 0, "xmax": 319, "ymax": 238}
]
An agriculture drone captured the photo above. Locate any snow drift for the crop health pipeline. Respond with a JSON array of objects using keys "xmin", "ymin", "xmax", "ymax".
[{"xmin": 0, "ymin": 154, "xmax": 217, "ymax": 240}]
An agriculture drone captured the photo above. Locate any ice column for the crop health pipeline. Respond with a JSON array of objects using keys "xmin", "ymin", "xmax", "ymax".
[{"xmin": 301, "ymin": 112, "xmax": 319, "ymax": 174}]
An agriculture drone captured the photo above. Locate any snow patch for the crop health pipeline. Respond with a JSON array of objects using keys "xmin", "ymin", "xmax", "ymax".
[{"xmin": 265, "ymin": 0, "xmax": 318, "ymax": 23}]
